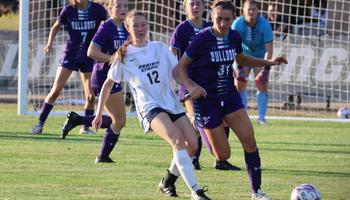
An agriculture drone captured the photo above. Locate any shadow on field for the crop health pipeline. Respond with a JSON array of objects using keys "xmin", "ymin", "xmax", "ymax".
[
  {"xmin": 263, "ymin": 168, "xmax": 350, "ymax": 178},
  {"xmin": 259, "ymin": 141, "xmax": 349, "ymax": 147},
  {"xmin": 261, "ymin": 147, "xmax": 350, "ymax": 154}
]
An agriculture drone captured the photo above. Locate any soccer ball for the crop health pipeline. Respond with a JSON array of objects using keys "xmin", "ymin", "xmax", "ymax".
[
  {"xmin": 337, "ymin": 107, "xmax": 349, "ymax": 119},
  {"xmin": 291, "ymin": 184, "xmax": 321, "ymax": 200}
]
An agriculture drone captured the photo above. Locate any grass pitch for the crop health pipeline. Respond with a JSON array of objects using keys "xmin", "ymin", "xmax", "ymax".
[{"xmin": 0, "ymin": 104, "xmax": 349, "ymax": 200}]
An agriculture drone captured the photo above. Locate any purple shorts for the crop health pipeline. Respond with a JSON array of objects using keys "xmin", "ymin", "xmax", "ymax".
[
  {"xmin": 59, "ymin": 58, "xmax": 94, "ymax": 73},
  {"xmin": 92, "ymin": 83, "xmax": 122, "ymax": 97},
  {"xmin": 193, "ymin": 93, "xmax": 245, "ymax": 129},
  {"xmin": 179, "ymin": 84, "xmax": 191, "ymax": 102}
]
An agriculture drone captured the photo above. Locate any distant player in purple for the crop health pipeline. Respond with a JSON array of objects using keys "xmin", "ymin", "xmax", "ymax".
[
  {"xmin": 61, "ymin": 0, "xmax": 129, "ymax": 163},
  {"xmin": 174, "ymin": 1, "xmax": 288, "ymax": 199},
  {"xmin": 169, "ymin": 0, "xmax": 240, "ymax": 172},
  {"xmin": 30, "ymin": 0, "xmax": 107, "ymax": 136}
]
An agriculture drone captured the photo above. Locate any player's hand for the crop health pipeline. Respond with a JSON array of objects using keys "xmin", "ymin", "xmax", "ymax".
[
  {"xmin": 269, "ymin": 56, "xmax": 288, "ymax": 65},
  {"xmin": 92, "ymin": 115, "xmax": 102, "ymax": 133},
  {"xmin": 236, "ymin": 68, "xmax": 248, "ymax": 82},
  {"xmin": 188, "ymin": 81, "xmax": 207, "ymax": 100},
  {"xmin": 255, "ymin": 67, "xmax": 269, "ymax": 85},
  {"xmin": 44, "ymin": 44, "xmax": 53, "ymax": 54}
]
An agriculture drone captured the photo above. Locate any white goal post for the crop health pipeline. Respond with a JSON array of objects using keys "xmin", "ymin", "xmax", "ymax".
[{"xmin": 15, "ymin": 0, "xmax": 350, "ymax": 121}]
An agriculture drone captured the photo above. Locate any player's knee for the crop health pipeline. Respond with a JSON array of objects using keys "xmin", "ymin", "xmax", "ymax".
[
  {"xmin": 86, "ymin": 93, "xmax": 95, "ymax": 104},
  {"xmin": 242, "ymin": 136, "xmax": 257, "ymax": 152},
  {"xmin": 169, "ymin": 131, "xmax": 187, "ymax": 150},
  {"xmin": 237, "ymin": 87, "xmax": 246, "ymax": 93},
  {"xmin": 186, "ymin": 140, "xmax": 198, "ymax": 157}
]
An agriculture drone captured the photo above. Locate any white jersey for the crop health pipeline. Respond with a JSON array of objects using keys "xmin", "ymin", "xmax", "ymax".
[{"xmin": 108, "ymin": 41, "xmax": 185, "ymax": 133}]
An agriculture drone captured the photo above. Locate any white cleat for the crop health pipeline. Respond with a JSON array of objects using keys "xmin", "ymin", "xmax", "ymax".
[
  {"xmin": 79, "ymin": 127, "xmax": 96, "ymax": 135},
  {"xmin": 30, "ymin": 124, "xmax": 43, "ymax": 134},
  {"xmin": 252, "ymin": 189, "xmax": 272, "ymax": 200}
]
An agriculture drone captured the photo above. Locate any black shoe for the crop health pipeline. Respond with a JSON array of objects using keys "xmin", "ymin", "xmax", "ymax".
[
  {"xmin": 191, "ymin": 189, "xmax": 211, "ymax": 200},
  {"xmin": 214, "ymin": 160, "xmax": 241, "ymax": 171},
  {"xmin": 158, "ymin": 178, "xmax": 178, "ymax": 197},
  {"xmin": 192, "ymin": 160, "xmax": 201, "ymax": 170},
  {"xmin": 61, "ymin": 111, "xmax": 81, "ymax": 139},
  {"xmin": 95, "ymin": 156, "xmax": 115, "ymax": 163}
]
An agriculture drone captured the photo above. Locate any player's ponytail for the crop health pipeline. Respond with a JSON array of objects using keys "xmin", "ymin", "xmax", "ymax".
[{"xmin": 110, "ymin": 39, "xmax": 132, "ymax": 65}]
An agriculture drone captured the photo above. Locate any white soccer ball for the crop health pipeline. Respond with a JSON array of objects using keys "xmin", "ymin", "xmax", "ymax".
[
  {"xmin": 337, "ymin": 107, "xmax": 349, "ymax": 119},
  {"xmin": 291, "ymin": 184, "xmax": 321, "ymax": 200}
]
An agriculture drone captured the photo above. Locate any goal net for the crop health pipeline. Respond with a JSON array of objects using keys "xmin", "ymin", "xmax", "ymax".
[{"xmin": 15, "ymin": 0, "xmax": 350, "ymax": 119}]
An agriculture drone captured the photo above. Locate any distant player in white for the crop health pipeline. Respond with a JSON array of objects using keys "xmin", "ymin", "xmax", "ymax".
[{"xmin": 91, "ymin": 10, "xmax": 211, "ymax": 200}]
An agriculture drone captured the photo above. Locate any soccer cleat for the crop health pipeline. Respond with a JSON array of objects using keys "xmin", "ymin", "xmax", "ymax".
[
  {"xmin": 255, "ymin": 68, "xmax": 269, "ymax": 85},
  {"xmin": 79, "ymin": 127, "xmax": 96, "ymax": 135},
  {"xmin": 30, "ymin": 124, "xmax": 43, "ymax": 134},
  {"xmin": 191, "ymin": 189, "xmax": 211, "ymax": 200},
  {"xmin": 236, "ymin": 68, "xmax": 248, "ymax": 82},
  {"xmin": 61, "ymin": 111, "xmax": 81, "ymax": 139},
  {"xmin": 158, "ymin": 178, "xmax": 179, "ymax": 197},
  {"xmin": 214, "ymin": 160, "xmax": 241, "ymax": 171},
  {"xmin": 257, "ymin": 119, "xmax": 269, "ymax": 125},
  {"xmin": 252, "ymin": 189, "xmax": 272, "ymax": 200},
  {"xmin": 95, "ymin": 156, "xmax": 115, "ymax": 163},
  {"xmin": 192, "ymin": 160, "xmax": 201, "ymax": 170}
]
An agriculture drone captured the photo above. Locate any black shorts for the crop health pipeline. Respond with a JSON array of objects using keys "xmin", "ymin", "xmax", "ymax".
[{"xmin": 145, "ymin": 107, "xmax": 186, "ymax": 124}]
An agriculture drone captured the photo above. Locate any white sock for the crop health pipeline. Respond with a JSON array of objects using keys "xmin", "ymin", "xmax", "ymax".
[
  {"xmin": 169, "ymin": 158, "xmax": 180, "ymax": 177},
  {"xmin": 173, "ymin": 150, "xmax": 201, "ymax": 192}
]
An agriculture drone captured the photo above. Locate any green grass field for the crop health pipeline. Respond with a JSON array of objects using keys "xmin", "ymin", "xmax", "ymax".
[{"xmin": 1, "ymin": 104, "xmax": 349, "ymax": 200}]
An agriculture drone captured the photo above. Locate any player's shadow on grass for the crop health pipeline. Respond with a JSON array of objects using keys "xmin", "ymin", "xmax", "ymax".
[
  {"xmin": 261, "ymin": 147, "xmax": 350, "ymax": 155},
  {"xmin": 263, "ymin": 168, "xmax": 350, "ymax": 178},
  {"xmin": 259, "ymin": 141, "xmax": 349, "ymax": 147}
]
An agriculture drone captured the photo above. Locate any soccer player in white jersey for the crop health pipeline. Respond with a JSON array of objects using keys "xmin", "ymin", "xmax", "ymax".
[
  {"xmin": 91, "ymin": 10, "xmax": 211, "ymax": 200},
  {"xmin": 174, "ymin": 1, "xmax": 287, "ymax": 199}
]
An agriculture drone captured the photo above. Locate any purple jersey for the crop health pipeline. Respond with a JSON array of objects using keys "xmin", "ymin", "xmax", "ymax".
[
  {"xmin": 185, "ymin": 27, "xmax": 243, "ymax": 101},
  {"xmin": 57, "ymin": 1, "xmax": 107, "ymax": 62},
  {"xmin": 91, "ymin": 18, "xmax": 129, "ymax": 72},
  {"xmin": 170, "ymin": 19, "xmax": 212, "ymax": 60}
]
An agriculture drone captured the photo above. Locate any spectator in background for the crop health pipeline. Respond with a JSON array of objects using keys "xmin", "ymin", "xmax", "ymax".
[
  {"xmin": 263, "ymin": 3, "xmax": 289, "ymax": 34},
  {"xmin": 0, "ymin": 0, "xmax": 18, "ymax": 17},
  {"xmin": 311, "ymin": 0, "xmax": 328, "ymax": 27}
]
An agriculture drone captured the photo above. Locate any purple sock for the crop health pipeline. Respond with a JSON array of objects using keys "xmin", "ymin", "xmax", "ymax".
[
  {"xmin": 245, "ymin": 149, "xmax": 261, "ymax": 194},
  {"xmin": 99, "ymin": 126, "xmax": 120, "ymax": 157},
  {"xmin": 38, "ymin": 102, "xmax": 54, "ymax": 125},
  {"xmin": 224, "ymin": 126, "xmax": 230, "ymax": 139},
  {"xmin": 79, "ymin": 115, "xmax": 112, "ymax": 128},
  {"xmin": 193, "ymin": 135, "xmax": 202, "ymax": 160},
  {"xmin": 197, "ymin": 124, "xmax": 214, "ymax": 155},
  {"xmin": 82, "ymin": 109, "xmax": 94, "ymax": 129}
]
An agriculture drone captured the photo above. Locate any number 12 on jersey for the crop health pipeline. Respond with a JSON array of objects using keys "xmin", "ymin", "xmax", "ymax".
[{"xmin": 147, "ymin": 71, "xmax": 160, "ymax": 84}]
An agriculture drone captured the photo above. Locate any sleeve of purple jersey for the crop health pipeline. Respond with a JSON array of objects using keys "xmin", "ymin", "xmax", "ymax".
[
  {"xmin": 108, "ymin": 59, "xmax": 123, "ymax": 84},
  {"xmin": 235, "ymin": 33, "xmax": 244, "ymax": 54},
  {"xmin": 91, "ymin": 22, "xmax": 108, "ymax": 49},
  {"xmin": 184, "ymin": 33, "xmax": 203, "ymax": 61},
  {"xmin": 169, "ymin": 25, "xmax": 182, "ymax": 51},
  {"xmin": 165, "ymin": 43, "xmax": 178, "ymax": 70},
  {"xmin": 57, "ymin": 6, "xmax": 68, "ymax": 26}
]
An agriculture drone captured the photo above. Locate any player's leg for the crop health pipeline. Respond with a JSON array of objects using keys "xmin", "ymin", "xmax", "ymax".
[
  {"xmin": 179, "ymin": 85, "xmax": 202, "ymax": 170},
  {"xmin": 253, "ymin": 67, "xmax": 269, "ymax": 125},
  {"xmin": 152, "ymin": 111, "xmax": 209, "ymax": 199},
  {"xmin": 234, "ymin": 65, "xmax": 252, "ymax": 110},
  {"xmin": 96, "ymin": 88, "xmax": 126, "ymax": 163},
  {"xmin": 224, "ymin": 108, "xmax": 271, "ymax": 200},
  {"xmin": 30, "ymin": 66, "xmax": 73, "ymax": 134},
  {"xmin": 213, "ymin": 120, "xmax": 241, "ymax": 171},
  {"xmin": 80, "ymin": 69, "xmax": 96, "ymax": 134}
]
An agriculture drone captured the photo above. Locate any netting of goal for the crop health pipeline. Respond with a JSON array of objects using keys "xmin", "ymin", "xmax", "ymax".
[{"xmin": 16, "ymin": 0, "xmax": 350, "ymax": 121}]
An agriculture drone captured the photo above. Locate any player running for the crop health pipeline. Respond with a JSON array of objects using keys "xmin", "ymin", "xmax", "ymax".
[
  {"xmin": 92, "ymin": 10, "xmax": 211, "ymax": 200},
  {"xmin": 173, "ymin": 1, "xmax": 287, "ymax": 199}
]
